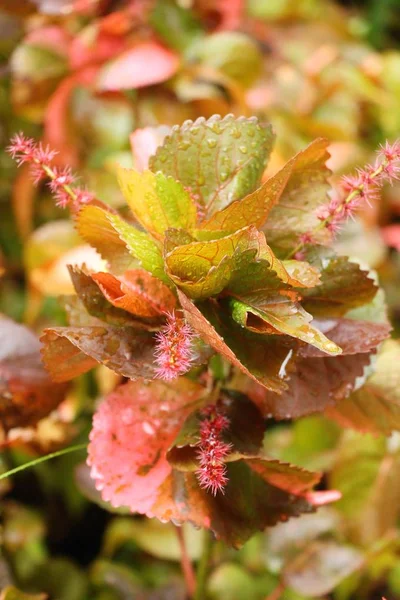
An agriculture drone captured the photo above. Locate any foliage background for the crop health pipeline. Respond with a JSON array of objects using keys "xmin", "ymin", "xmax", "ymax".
[{"xmin": 1, "ymin": 0, "xmax": 400, "ymax": 599}]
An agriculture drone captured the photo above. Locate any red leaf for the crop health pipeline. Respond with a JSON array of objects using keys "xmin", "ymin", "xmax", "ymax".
[
  {"xmin": 43, "ymin": 66, "xmax": 98, "ymax": 167},
  {"xmin": 87, "ymin": 379, "xmax": 204, "ymax": 513},
  {"xmin": 97, "ymin": 42, "xmax": 180, "ymax": 91}
]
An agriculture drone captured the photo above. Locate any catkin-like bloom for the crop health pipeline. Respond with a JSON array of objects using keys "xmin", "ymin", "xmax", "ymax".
[
  {"xmin": 301, "ymin": 138, "xmax": 400, "ymax": 251},
  {"xmin": 7, "ymin": 132, "xmax": 93, "ymax": 210},
  {"xmin": 154, "ymin": 312, "xmax": 196, "ymax": 380},
  {"xmin": 196, "ymin": 406, "xmax": 232, "ymax": 496}
]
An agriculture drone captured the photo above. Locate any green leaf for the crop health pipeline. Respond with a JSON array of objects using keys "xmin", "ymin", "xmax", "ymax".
[
  {"xmin": 76, "ymin": 205, "xmax": 169, "ymax": 284},
  {"xmin": 151, "ymin": 458, "xmax": 319, "ymax": 547},
  {"xmin": 150, "ymin": 0, "xmax": 203, "ymax": 53},
  {"xmin": 187, "ymin": 32, "xmax": 263, "ymax": 88},
  {"xmin": 90, "ymin": 560, "xmax": 143, "ymax": 597},
  {"xmin": 149, "ymin": 114, "xmax": 275, "ymax": 217},
  {"xmin": 301, "ymin": 251, "xmax": 378, "ymax": 317},
  {"xmin": 117, "ymin": 167, "xmax": 197, "ymax": 239},
  {"xmin": 25, "ymin": 558, "xmax": 88, "ymax": 600},
  {"xmin": 0, "ymin": 588, "xmax": 46, "ymax": 600},
  {"xmin": 196, "ymin": 152, "xmax": 293, "ymax": 235},
  {"xmin": 329, "ymin": 431, "xmax": 400, "ymax": 545},
  {"xmin": 165, "ymin": 226, "xmax": 264, "ymax": 299},
  {"xmin": 178, "ymin": 291, "xmax": 295, "ymax": 393},
  {"xmin": 101, "ymin": 518, "xmax": 202, "ymax": 561},
  {"xmin": 327, "ymin": 340, "xmax": 400, "ymax": 435},
  {"xmin": 229, "ymin": 295, "xmax": 341, "ymax": 355},
  {"xmin": 263, "ymin": 139, "xmax": 332, "ymax": 253}
]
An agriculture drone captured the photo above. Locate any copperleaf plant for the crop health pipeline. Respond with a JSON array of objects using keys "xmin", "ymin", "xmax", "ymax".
[{"xmin": 9, "ymin": 114, "xmax": 395, "ymax": 548}]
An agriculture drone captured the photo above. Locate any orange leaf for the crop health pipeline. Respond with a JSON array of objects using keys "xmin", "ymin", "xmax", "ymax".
[{"xmin": 92, "ymin": 269, "xmax": 176, "ymax": 318}]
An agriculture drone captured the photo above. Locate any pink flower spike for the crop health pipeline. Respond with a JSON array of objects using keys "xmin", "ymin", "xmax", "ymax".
[
  {"xmin": 7, "ymin": 132, "xmax": 36, "ymax": 165},
  {"xmin": 73, "ymin": 187, "xmax": 94, "ymax": 208},
  {"xmin": 48, "ymin": 166, "xmax": 75, "ymax": 193},
  {"xmin": 298, "ymin": 232, "xmax": 314, "ymax": 246},
  {"xmin": 377, "ymin": 139, "xmax": 400, "ymax": 163},
  {"xmin": 154, "ymin": 312, "xmax": 196, "ymax": 380},
  {"xmin": 196, "ymin": 405, "xmax": 232, "ymax": 496}
]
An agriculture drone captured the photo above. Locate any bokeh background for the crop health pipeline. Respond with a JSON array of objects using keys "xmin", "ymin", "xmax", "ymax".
[{"xmin": 1, "ymin": 1, "xmax": 400, "ymax": 599}]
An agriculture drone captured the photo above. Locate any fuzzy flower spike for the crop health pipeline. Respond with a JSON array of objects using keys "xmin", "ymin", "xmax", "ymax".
[
  {"xmin": 154, "ymin": 311, "xmax": 196, "ymax": 380},
  {"xmin": 291, "ymin": 138, "xmax": 400, "ymax": 258},
  {"xmin": 7, "ymin": 132, "xmax": 94, "ymax": 209},
  {"xmin": 196, "ymin": 405, "xmax": 232, "ymax": 496}
]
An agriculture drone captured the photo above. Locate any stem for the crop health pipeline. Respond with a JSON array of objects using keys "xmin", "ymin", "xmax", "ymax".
[
  {"xmin": 264, "ymin": 581, "xmax": 285, "ymax": 600},
  {"xmin": 176, "ymin": 526, "xmax": 196, "ymax": 598},
  {"xmin": 195, "ymin": 530, "xmax": 213, "ymax": 600},
  {"xmin": 0, "ymin": 443, "xmax": 87, "ymax": 480},
  {"xmin": 41, "ymin": 162, "xmax": 78, "ymax": 203}
]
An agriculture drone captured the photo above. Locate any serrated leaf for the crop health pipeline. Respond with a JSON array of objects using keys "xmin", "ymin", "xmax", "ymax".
[
  {"xmin": 301, "ymin": 252, "xmax": 378, "ymax": 317},
  {"xmin": 165, "ymin": 226, "xmax": 264, "ymax": 299},
  {"xmin": 229, "ymin": 295, "xmax": 341, "ymax": 355},
  {"xmin": 41, "ymin": 326, "xmax": 157, "ymax": 382},
  {"xmin": 92, "ymin": 269, "xmax": 176, "ymax": 318},
  {"xmin": 149, "ymin": 114, "xmax": 274, "ymax": 216},
  {"xmin": 327, "ymin": 340, "xmax": 400, "ymax": 434},
  {"xmin": 150, "ymin": 458, "xmax": 318, "ymax": 548},
  {"xmin": 263, "ymin": 139, "xmax": 332, "ymax": 252},
  {"xmin": 0, "ymin": 316, "xmax": 67, "ymax": 430},
  {"xmin": 68, "ymin": 266, "xmax": 150, "ymax": 327},
  {"xmin": 87, "ymin": 379, "xmax": 204, "ymax": 514},
  {"xmin": 117, "ymin": 168, "xmax": 197, "ymax": 239},
  {"xmin": 178, "ymin": 291, "xmax": 295, "ymax": 393},
  {"xmin": 245, "ymin": 318, "xmax": 389, "ymax": 419},
  {"xmin": 196, "ymin": 147, "xmax": 298, "ymax": 234},
  {"xmin": 167, "ymin": 392, "xmax": 265, "ymax": 470},
  {"xmin": 76, "ymin": 205, "xmax": 169, "ymax": 284}
]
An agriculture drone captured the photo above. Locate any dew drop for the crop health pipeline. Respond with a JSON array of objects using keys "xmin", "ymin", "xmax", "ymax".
[
  {"xmin": 239, "ymin": 145, "xmax": 248, "ymax": 154},
  {"xmin": 207, "ymin": 138, "xmax": 217, "ymax": 148}
]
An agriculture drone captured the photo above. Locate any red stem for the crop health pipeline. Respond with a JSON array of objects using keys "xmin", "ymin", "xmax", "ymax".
[{"xmin": 176, "ymin": 526, "xmax": 196, "ymax": 598}]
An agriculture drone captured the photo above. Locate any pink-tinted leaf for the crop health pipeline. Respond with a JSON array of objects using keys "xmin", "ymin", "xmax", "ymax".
[
  {"xmin": 0, "ymin": 316, "xmax": 67, "ymax": 430},
  {"xmin": 44, "ymin": 66, "xmax": 98, "ymax": 167},
  {"xmin": 97, "ymin": 41, "xmax": 180, "ymax": 91},
  {"xmin": 129, "ymin": 127, "xmax": 170, "ymax": 172},
  {"xmin": 87, "ymin": 379, "xmax": 204, "ymax": 513}
]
